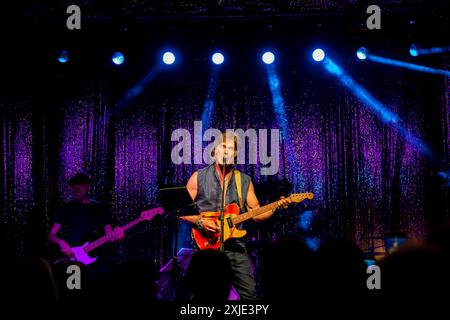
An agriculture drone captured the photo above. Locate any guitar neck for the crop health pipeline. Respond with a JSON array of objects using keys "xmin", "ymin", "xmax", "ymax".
[
  {"xmin": 84, "ymin": 216, "xmax": 144, "ymax": 253},
  {"xmin": 231, "ymin": 201, "xmax": 281, "ymax": 225}
]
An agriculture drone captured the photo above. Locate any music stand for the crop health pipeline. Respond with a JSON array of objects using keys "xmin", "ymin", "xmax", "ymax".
[{"xmin": 159, "ymin": 186, "xmax": 197, "ymax": 300}]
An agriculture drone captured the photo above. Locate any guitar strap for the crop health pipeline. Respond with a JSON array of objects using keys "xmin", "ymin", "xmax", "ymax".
[{"xmin": 234, "ymin": 170, "xmax": 244, "ymax": 212}]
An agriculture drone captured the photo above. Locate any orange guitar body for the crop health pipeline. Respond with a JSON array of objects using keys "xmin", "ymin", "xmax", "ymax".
[{"xmin": 192, "ymin": 203, "xmax": 247, "ymax": 250}]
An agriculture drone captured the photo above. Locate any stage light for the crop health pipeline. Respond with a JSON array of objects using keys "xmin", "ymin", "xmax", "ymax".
[
  {"xmin": 409, "ymin": 44, "xmax": 418, "ymax": 57},
  {"xmin": 312, "ymin": 49, "xmax": 325, "ymax": 62},
  {"xmin": 162, "ymin": 52, "xmax": 176, "ymax": 65},
  {"xmin": 58, "ymin": 50, "xmax": 69, "ymax": 63},
  {"xmin": 356, "ymin": 47, "xmax": 368, "ymax": 60},
  {"xmin": 112, "ymin": 52, "xmax": 125, "ymax": 65},
  {"xmin": 211, "ymin": 52, "xmax": 224, "ymax": 65},
  {"xmin": 262, "ymin": 51, "xmax": 275, "ymax": 64}
]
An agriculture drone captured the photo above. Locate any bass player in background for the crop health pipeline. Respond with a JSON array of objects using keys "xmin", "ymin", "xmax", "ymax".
[{"xmin": 48, "ymin": 173, "xmax": 124, "ymax": 262}]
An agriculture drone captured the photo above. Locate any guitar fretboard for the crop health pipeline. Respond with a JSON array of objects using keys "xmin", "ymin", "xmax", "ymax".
[
  {"xmin": 231, "ymin": 201, "xmax": 281, "ymax": 225},
  {"xmin": 84, "ymin": 216, "xmax": 145, "ymax": 253}
]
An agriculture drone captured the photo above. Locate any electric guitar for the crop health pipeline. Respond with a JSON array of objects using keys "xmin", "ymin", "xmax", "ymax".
[
  {"xmin": 192, "ymin": 193, "xmax": 314, "ymax": 250},
  {"xmin": 54, "ymin": 207, "xmax": 164, "ymax": 265}
]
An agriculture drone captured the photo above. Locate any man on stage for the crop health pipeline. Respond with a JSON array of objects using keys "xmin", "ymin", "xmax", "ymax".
[{"xmin": 181, "ymin": 132, "xmax": 291, "ymax": 300}]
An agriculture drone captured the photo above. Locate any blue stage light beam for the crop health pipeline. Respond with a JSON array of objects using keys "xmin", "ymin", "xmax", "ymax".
[
  {"xmin": 201, "ymin": 67, "xmax": 220, "ymax": 131},
  {"xmin": 199, "ymin": 66, "xmax": 222, "ymax": 164},
  {"xmin": 437, "ymin": 170, "xmax": 450, "ymax": 187},
  {"xmin": 265, "ymin": 63, "xmax": 297, "ymax": 174},
  {"xmin": 116, "ymin": 64, "xmax": 164, "ymax": 110},
  {"xmin": 368, "ymin": 55, "xmax": 450, "ymax": 76},
  {"xmin": 115, "ymin": 50, "xmax": 177, "ymax": 112},
  {"xmin": 298, "ymin": 210, "xmax": 313, "ymax": 231},
  {"xmin": 305, "ymin": 237, "xmax": 320, "ymax": 251},
  {"xmin": 409, "ymin": 44, "xmax": 450, "ymax": 57},
  {"xmin": 266, "ymin": 63, "xmax": 289, "ymax": 141},
  {"xmin": 320, "ymin": 57, "xmax": 434, "ymax": 159}
]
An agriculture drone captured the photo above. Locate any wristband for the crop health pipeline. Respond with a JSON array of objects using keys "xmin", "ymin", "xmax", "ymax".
[{"xmin": 195, "ymin": 217, "xmax": 204, "ymax": 231}]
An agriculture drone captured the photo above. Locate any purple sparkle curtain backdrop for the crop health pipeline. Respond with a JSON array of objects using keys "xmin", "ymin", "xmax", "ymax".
[{"xmin": 1, "ymin": 23, "xmax": 449, "ymax": 264}]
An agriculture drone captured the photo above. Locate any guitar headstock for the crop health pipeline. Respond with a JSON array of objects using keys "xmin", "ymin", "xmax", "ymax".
[
  {"xmin": 141, "ymin": 207, "xmax": 165, "ymax": 221},
  {"xmin": 289, "ymin": 193, "xmax": 314, "ymax": 203}
]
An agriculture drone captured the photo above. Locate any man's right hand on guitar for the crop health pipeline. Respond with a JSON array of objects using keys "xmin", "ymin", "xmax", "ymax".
[
  {"xmin": 59, "ymin": 240, "xmax": 73, "ymax": 257},
  {"xmin": 199, "ymin": 218, "xmax": 220, "ymax": 233}
]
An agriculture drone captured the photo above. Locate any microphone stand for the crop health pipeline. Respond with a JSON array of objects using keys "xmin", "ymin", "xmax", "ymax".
[
  {"xmin": 281, "ymin": 131, "xmax": 287, "ymax": 181},
  {"xmin": 219, "ymin": 155, "xmax": 227, "ymax": 251}
]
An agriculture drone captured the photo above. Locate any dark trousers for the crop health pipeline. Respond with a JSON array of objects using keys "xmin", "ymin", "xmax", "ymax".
[{"xmin": 224, "ymin": 240, "xmax": 258, "ymax": 300}]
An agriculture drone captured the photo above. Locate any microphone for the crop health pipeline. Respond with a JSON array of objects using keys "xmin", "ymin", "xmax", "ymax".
[{"xmin": 222, "ymin": 155, "xmax": 235, "ymax": 166}]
